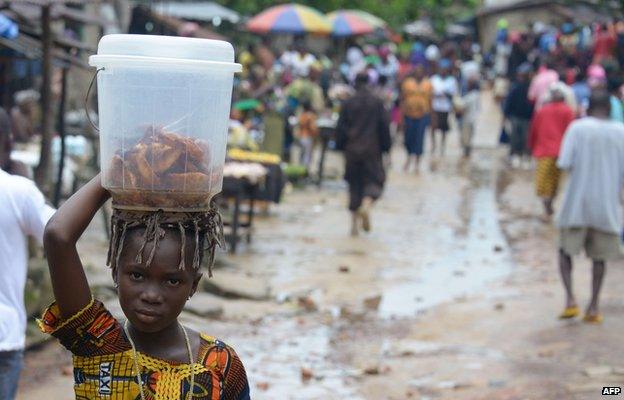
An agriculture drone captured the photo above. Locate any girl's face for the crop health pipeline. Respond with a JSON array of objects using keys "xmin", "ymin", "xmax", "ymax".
[{"xmin": 116, "ymin": 230, "xmax": 201, "ymax": 333}]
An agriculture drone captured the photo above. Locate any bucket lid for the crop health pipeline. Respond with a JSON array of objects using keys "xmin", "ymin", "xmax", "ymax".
[{"xmin": 89, "ymin": 34, "xmax": 242, "ymax": 71}]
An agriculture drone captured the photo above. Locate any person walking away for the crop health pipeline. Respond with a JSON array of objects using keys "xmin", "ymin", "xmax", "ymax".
[
  {"xmin": 539, "ymin": 78, "xmax": 578, "ymax": 112},
  {"xmin": 528, "ymin": 87, "xmax": 575, "ymax": 217},
  {"xmin": 504, "ymin": 63, "xmax": 534, "ymax": 167},
  {"xmin": 400, "ymin": 65, "xmax": 432, "ymax": 172},
  {"xmin": 297, "ymin": 101, "xmax": 319, "ymax": 170},
  {"xmin": 506, "ymin": 35, "xmax": 528, "ymax": 81},
  {"xmin": 556, "ymin": 90, "xmax": 624, "ymax": 323},
  {"xmin": 0, "ymin": 112, "xmax": 55, "ymax": 399},
  {"xmin": 336, "ymin": 72, "xmax": 391, "ymax": 236},
  {"xmin": 593, "ymin": 23, "xmax": 616, "ymax": 64},
  {"xmin": 458, "ymin": 78, "xmax": 480, "ymax": 158},
  {"xmin": 430, "ymin": 59, "xmax": 458, "ymax": 155},
  {"xmin": 528, "ymin": 61, "xmax": 559, "ymax": 109}
]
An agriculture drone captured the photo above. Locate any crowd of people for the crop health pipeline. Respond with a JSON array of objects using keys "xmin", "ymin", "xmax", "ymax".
[
  {"xmin": 229, "ymin": 18, "xmax": 624, "ymax": 322},
  {"xmin": 232, "ymin": 21, "xmax": 622, "ymax": 222}
]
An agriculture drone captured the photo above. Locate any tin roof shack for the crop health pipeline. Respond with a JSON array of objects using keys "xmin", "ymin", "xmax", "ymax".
[{"xmin": 476, "ymin": 0, "xmax": 615, "ymax": 50}]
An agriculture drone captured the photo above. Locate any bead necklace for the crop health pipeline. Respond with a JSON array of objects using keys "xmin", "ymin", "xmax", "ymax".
[{"xmin": 123, "ymin": 320, "xmax": 195, "ymax": 400}]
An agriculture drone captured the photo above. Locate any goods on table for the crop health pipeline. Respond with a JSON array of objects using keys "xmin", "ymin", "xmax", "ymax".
[
  {"xmin": 227, "ymin": 148, "xmax": 281, "ymax": 165},
  {"xmin": 223, "ymin": 162, "xmax": 267, "ymax": 183},
  {"xmin": 284, "ymin": 164, "xmax": 307, "ymax": 180},
  {"xmin": 106, "ymin": 129, "xmax": 221, "ymax": 210}
]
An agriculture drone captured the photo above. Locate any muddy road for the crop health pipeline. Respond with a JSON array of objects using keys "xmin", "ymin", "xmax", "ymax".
[{"xmin": 17, "ymin": 93, "xmax": 624, "ymax": 400}]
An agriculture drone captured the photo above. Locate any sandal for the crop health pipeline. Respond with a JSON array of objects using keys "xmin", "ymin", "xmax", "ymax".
[
  {"xmin": 558, "ymin": 306, "xmax": 580, "ymax": 319},
  {"xmin": 582, "ymin": 313, "xmax": 603, "ymax": 324}
]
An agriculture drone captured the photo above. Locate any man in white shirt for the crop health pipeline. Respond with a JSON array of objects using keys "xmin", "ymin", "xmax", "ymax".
[
  {"xmin": 556, "ymin": 90, "xmax": 624, "ymax": 324},
  {"xmin": 430, "ymin": 59, "xmax": 458, "ymax": 155},
  {"xmin": 290, "ymin": 45, "xmax": 316, "ymax": 78},
  {"xmin": 0, "ymin": 114, "xmax": 55, "ymax": 398}
]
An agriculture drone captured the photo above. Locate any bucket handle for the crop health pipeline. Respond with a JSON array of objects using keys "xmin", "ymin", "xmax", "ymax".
[{"xmin": 84, "ymin": 67, "xmax": 104, "ymax": 132}]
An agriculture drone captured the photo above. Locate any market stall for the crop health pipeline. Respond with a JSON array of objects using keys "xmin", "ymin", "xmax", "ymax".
[
  {"xmin": 217, "ymin": 162, "xmax": 267, "ymax": 253},
  {"xmin": 227, "ymin": 148, "xmax": 285, "ymax": 203}
]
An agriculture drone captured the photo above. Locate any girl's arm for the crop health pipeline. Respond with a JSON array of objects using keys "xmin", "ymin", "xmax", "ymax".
[{"xmin": 43, "ymin": 174, "xmax": 110, "ymax": 318}]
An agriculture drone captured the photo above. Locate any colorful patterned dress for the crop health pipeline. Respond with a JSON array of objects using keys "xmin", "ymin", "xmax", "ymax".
[{"xmin": 38, "ymin": 299, "xmax": 250, "ymax": 400}]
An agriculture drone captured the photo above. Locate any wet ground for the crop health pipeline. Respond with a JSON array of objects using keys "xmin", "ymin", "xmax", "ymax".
[{"xmin": 17, "ymin": 93, "xmax": 624, "ymax": 399}]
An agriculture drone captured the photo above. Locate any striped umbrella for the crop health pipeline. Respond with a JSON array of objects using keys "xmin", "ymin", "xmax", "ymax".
[
  {"xmin": 246, "ymin": 4, "xmax": 331, "ymax": 35},
  {"xmin": 327, "ymin": 10, "xmax": 386, "ymax": 37}
]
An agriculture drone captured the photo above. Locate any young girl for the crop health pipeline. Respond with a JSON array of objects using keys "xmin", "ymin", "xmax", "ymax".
[{"xmin": 40, "ymin": 175, "xmax": 250, "ymax": 399}]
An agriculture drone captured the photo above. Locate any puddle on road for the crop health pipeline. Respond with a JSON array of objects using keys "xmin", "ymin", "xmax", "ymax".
[
  {"xmin": 225, "ymin": 151, "xmax": 515, "ymax": 398},
  {"xmin": 234, "ymin": 317, "xmax": 364, "ymax": 400},
  {"xmin": 379, "ymin": 161, "xmax": 513, "ymax": 319}
]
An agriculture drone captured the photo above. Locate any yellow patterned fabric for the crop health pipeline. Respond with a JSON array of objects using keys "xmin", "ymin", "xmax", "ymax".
[
  {"xmin": 535, "ymin": 157, "xmax": 561, "ymax": 199},
  {"xmin": 38, "ymin": 300, "xmax": 250, "ymax": 400}
]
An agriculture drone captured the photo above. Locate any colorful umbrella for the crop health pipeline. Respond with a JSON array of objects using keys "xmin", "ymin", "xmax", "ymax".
[
  {"xmin": 327, "ymin": 10, "xmax": 386, "ymax": 37},
  {"xmin": 246, "ymin": 4, "xmax": 331, "ymax": 35}
]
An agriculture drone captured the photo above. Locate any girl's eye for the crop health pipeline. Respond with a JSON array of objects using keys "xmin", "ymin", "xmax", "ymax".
[
  {"xmin": 167, "ymin": 279, "xmax": 181, "ymax": 286},
  {"xmin": 130, "ymin": 272, "xmax": 144, "ymax": 281}
]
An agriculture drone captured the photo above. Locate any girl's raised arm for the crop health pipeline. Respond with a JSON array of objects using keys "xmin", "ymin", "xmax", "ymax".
[{"xmin": 44, "ymin": 174, "xmax": 110, "ymax": 318}]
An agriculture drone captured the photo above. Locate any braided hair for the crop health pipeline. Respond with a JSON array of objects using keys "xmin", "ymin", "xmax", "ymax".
[{"xmin": 107, "ymin": 204, "xmax": 224, "ymax": 278}]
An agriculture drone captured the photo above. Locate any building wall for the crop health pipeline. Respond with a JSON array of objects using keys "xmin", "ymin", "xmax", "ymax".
[{"xmin": 478, "ymin": 5, "xmax": 563, "ymax": 50}]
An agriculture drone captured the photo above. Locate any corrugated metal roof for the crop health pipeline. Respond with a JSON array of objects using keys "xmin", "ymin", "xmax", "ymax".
[
  {"xmin": 3, "ymin": 2, "xmax": 113, "ymax": 27},
  {"xmin": 0, "ymin": 34, "xmax": 90, "ymax": 69},
  {"xmin": 153, "ymin": 2, "xmax": 240, "ymax": 23}
]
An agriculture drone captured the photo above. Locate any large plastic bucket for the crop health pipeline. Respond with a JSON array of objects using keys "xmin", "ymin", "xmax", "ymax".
[{"xmin": 89, "ymin": 34, "xmax": 242, "ymax": 211}]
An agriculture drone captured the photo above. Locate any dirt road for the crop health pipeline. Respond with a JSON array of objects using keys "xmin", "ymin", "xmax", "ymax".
[{"xmin": 17, "ymin": 93, "xmax": 624, "ymax": 399}]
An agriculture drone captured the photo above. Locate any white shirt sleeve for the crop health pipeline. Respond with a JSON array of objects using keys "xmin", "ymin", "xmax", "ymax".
[
  {"xmin": 557, "ymin": 124, "xmax": 576, "ymax": 171},
  {"xmin": 18, "ymin": 181, "xmax": 56, "ymax": 245}
]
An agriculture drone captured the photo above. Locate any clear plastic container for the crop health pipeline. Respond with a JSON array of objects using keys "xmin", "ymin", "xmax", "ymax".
[{"xmin": 89, "ymin": 34, "xmax": 241, "ymax": 211}]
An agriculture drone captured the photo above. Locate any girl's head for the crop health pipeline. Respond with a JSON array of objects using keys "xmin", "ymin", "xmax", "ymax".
[{"xmin": 107, "ymin": 207, "xmax": 223, "ymax": 333}]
